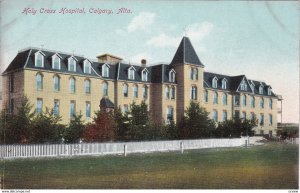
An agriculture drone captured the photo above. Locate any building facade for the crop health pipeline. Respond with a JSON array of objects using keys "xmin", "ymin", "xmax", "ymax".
[{"xmin": 1, "ymin": 37, "xmax": 279, "ymax": 135}]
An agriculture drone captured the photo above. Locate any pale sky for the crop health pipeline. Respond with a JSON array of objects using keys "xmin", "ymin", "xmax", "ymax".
[{"xmin": 0, "ymin": 0, "xmax": 298, "ymax": 123}]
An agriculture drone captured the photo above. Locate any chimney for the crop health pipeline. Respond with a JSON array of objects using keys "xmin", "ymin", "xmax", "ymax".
[
  {"xmin": 141, "ymin": 59, "xmax": 147, "ymax": 67},
  {"xmin": 97, "ymin": 53, "xmax": 123, "ymax": 64}
]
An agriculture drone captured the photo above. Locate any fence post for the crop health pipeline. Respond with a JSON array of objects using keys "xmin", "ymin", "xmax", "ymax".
[
  {"xmin": 124, "ymin": 144, "xmax": 127, "ymax": 157},
  {"xmin": 180, "ymin": 141, "xmax": 184, "ymax": 154}
]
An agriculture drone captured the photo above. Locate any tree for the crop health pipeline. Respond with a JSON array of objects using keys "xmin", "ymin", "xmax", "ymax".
[
  {"xmin": 114, "ymin": 107, "xmax": 130, "ymax": 141},
  {"xmin": 82, "ymin": 110, "xmax": 116, "ymax": 142},
  {"xmin": 63, "ymin": 114, "xmax": 85, "ymax": 143},
  {"xmin": 179, "ymin": 101, "xmax": 215, "ymax": 139},
  {"xmin": 30, "ymin": 108, "xmax": 64, "ymax": 144}
]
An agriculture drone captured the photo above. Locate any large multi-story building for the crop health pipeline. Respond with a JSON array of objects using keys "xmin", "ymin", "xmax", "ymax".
[{"xmin": 1, "ymin": 37, "xmax": 279, "ymax": 135}]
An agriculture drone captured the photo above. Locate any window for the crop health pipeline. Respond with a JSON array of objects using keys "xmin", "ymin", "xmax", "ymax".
[
  {"xmin": 250, "ymin": 96, "xmax": 255, "ymax": 108},
  {"xmin": 259, "ymin": 114, "xmax": 264, "ymax": 126},
  {"xmin": 259, "ymin": 98, "xmax": 264, "ymax": 108},
  {"xmin": 242, "ymin": 94, "xmax": 246, "ymax": 107},
  {"xmin": 35, "ymin": 52, "xmax": 44, "ymax": 67},
  {"xmin": 68, "ymin": 57, "xmax": 76, "ymax": 72},
  {"xmin": 143, "ymin": 85, "xmax": 148, "ymax": 99},
  {"xmin": 204, "ymin": 90, "xmax": 208, "ymax": 103},
  {"xmin": 86, "ymin": 102, "xmax": 91, "ymax": 118},
  {"xmin": 222, "ymin": 93, "xmax": 227, "ymax": 106},
  {"xmin": 190, "ymin": 68, "xmax": 193, "ymax": 80},
  {"xmin": 213, "ymin": 91, "xmax": 218, "ymax": 104},
  {"xmin": 259, "ymin": 85, "xmax": 263, "ymax": 95},
  {"xmin": 54, "ymin": 100, "xmax": 59, "ymax": 116},
  {"xmin": 9, "ymin": 74, "xmax": 14, "ymax": 93},
  {"xmin": 269, "ymin": 114, "xmax": 273, "ymax": 125},
  {"xmin": 268, "ymin": 87, "xmax": 272, "ymax": 96},
  {"xmin": 269, "ymin": 99, "xmax": 272, "ymax": 109},
  {"xmin": 84, "ymin": 60, "xmax": 91, "ymax": 74},
  {"xmin": 171, "ymin": 87, "xmax": 175, "ymax": 99},
  {"xmin": 234, "ymin": 110, "xmax": 240, "ymax": 119},
  {"xmin": 9, "ymin": 99, "xmax": 14, "ymax": 114},
  {"xmin": 240, "ymin": 79, "xmax": 247, "ymax": 91},
  {"xmin": 191, "ymin": 86, "xmax": 197, "ymax": 100},
  {"xmin": 69, "ymin": 77, "xmax": 76, "ymax": 93},
  {"xmin": 36, "ymin": 98, "xmax": 43, "ymax": 114},
  {"xmin": 190, "ymin": 68, "xmax": 198, "ymax": 80},
  {"xmin": 250, "ymin": 112, "xmax": 255, "ymax": 120},
  {"xmin": 123, "ymin": 104, "xmax": 129, "ymax": 113},
  {"xmin": 242, "ymin": 112, "xmax": 246, "ymax": 120},
  {"xmin": 212, "ymin": 110, "xmax": 218, "ymax": 122},
  {"xmin": 250, "ymin": 84, "xmax": 254, "ymax": 93},
  {"xmin": 85, "ymin": 79, "xmax": 91, "ymax": 94},
  {"xmin": 165, "ymin": 86, "xmax": 170, "ymax": 99},
  {"xmin": 142, "ymin": 69, "xmax": 148, "ymax": 81},
  {"xmin": 54, "ymin": 75, "xmax": 60, "ymax": 92},
  {"xmin": 212, "ymin": 77, "xmax": 218, "ymax": 88},
  {"xmin": 222, "ymin": 111, "xmax": 227, "ymax": 122},
  {"xmin": 70, "ymin": 101, "xmax": 76, "ymax": 118},
  {"xmin": 128, "ymin": 67, "xmax": 135, "ymax": 80},
  {"xmin": 123, "ymin": 84, "xmax": 128, "ymax": 97},
  {"xmin": 52, "ymin": 55, "xmax": 60, "ymax": 70},
  {"xmin": 169, "ymin": 70, "xmax": 176, "ymax": 83},
  {"xmin": 133, "ymin": 85, "xmax": 138, "ymax": 98},
  {"xmin": 234, "ymin": 95, "xmax": 240, "ymax": 106},
  {"xmin": 167, "ymin": 107, "xmax": 174, "ymax": 122},
  {"xmin": 102, "ymin": 64, "xmax": 110, "ymax": 77},
  {"xmin": 102, "ymin": 82, "xmax": 108, "ymax": 96},
  {"xmin": 36, "ymin": 73, "xmax": 43, "ymax": 90},
  {"xmin": 221, "ymin": 79, "xmax": 227, "ymax": 89}
]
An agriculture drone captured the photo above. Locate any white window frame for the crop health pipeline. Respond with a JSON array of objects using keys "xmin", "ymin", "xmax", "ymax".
[
  {"xmin": 68, "ymin": 57, "xmax": 77, "ymax": 72},
  {"xmin": 221, "ymin": 79, "xmax": 227, "ymax": 89},
  {"xmin": 212, "ymin": 77, "xmax": 218, "ymax": 88},
  {"xmin": 53, "ymin": 75, "xmax": 60, "ymax": 92},
  {"xmin": 84, "ymin": 60, "xmax": 91, "ymax": 74},
  {"xmin": 133, "ymin": 85, "xmax": 138, "ymax": 98},
  {"xmin": 51, "ymin": 54, "xmax": 61, "ymax": 70},
  {"xmin": 169, "ymin": 69, "xmax": 176, "ymax": 83},
  {"xmin": 191, "ymin": 86, "xmax": 197, "ymax": 100},
  {"xmin": 141, "ymin": 69, "xmax": 148, "ymax": 81},
  {"xmin": 128, "ymin": 66, "xmax": 136, "ymax": 80},
  {"xmin": 102, "ymin": 64, "xmax": 110, "ymax": 77},
  {"xmin": 259, "ymin": 85, "xmax": 264, "ymax": 95},
  {"xmin": 35, "ymin": 51, "xmax": 45, "ymax": 67}
]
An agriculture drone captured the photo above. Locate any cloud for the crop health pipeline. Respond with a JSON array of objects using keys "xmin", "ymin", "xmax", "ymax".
[
  {"xmin": 146, "ymin": 22, "xmax": 214, "ymax": 48},
  {"xmin": 127, "ymin": 12, "xmax": 156, "ymax": 33},
  {"xmin": 146, "ymin": 34, "xmax": 181, "ymax": 48}
]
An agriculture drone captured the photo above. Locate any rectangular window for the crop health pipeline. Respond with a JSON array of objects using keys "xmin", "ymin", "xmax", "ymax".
[
  {"xmin": 222, "ymin": 111, "xmax": 227, "ymax": 122},
  {"xmin": 133, "ymin": 86, "xmax": 138, "ymax": 98},
  {"xmin": 269, "ymin": 114, "xmax": 273, "ymax": 125},
  {"xmin": 213, "ymin": 110, "xmax": 218, "ymax": 122},
  {"xmin": 36, "ymin": 98, "xmax": 43, "ymax": 114},
  {"xmin": 260, "ymin": 114, "xmax": 264, "ymax": 126},
  {"xmin": 234, "ymin": 95, "xmax": 240, "ymax": 106},
  {"xmin": 234, "ymin": 110, "xmax": 240, "ymax": 119},
  {"xmin": 143, "ymin": 87, "xmax": 148, "ymax": 99},
  {"xmin": 70, "ymin": 101, "xmax": 76, "ymax": 118},
  {"xmin": 167, "ymin": 107, "xmax": 174, "ymax": 122},
  {"xmin": 86, "ymin": 102, "xmax": 91, "ymax": 118},
  {"xmin": 54, "ymin": 100, "xmax": 60, "ymax": 116}
]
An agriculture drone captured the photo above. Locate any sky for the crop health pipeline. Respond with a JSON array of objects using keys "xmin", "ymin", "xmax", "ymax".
[{"xmin": 0, "ymin": 0, "xmax": 299, "ymax": 123}]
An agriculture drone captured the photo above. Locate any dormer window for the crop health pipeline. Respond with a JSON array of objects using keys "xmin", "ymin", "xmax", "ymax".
[
  {"xmin": 259, "ymin": 85, "xmax": 264, "ymax": 95},
  {"xmin": 221, "ymin": 78, "xmax": 227, "ymax": 89},
  {"xmin": 83, "ymin": 60, "xmax": 91, "ymax": 74},
  {"xmin": 212, "ymin": 77, "xmax": 218, "ymax": 88},
  {"xmin": 169, "ymin": 69, "xmax": 176, "ymax": 83},
  {"xmin": 52, "ymin": 54, "xmax": 61, "ymax": 70},
  {"xmin": 141, "ymin": 69, "xmax": 148, "ymax": 81},
  {"xmin": 267, "ymin": 87, "xmax": 272, "ymax": 96},
  {"xmin": 240, "ymin": 79, "xmax": 247, "ymax": 91},
  {"xmin": 250, "ymin": 83, "xmax": 255, "ymax": 93},
  {"xmin": 68, "ymin": 57, "xmax": 77, "ymax": 72},
  {"xmin": 128, "ymin": 66, "xmax": 136, "ymax": 80},
  {"xmin": 35, "ymin": 51, "xmax": 45, "ymax": 67},
  {"xmin": 102, "ymin": 64, "xmax": 110, "ymax": 77}
]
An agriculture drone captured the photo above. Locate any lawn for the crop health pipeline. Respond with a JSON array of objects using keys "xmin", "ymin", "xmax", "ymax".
[{"xmin": 0, "ymin": 142, "xmax": 298, "ymax": 189}]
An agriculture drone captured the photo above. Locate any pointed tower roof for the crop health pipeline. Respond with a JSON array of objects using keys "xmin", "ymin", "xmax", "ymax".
[{"xmin": 170, "ymin": 36, "xmax": 204, "ymax": 67}]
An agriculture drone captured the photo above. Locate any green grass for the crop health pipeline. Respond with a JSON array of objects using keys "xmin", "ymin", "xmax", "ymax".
[{"xmin": 0, "ymin": 142, "xmax": 298, "ymax": 189}]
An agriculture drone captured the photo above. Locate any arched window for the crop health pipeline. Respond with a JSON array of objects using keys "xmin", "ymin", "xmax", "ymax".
[
  {"xmin": 68, "ymin": 57, "xmax": 76, "ymax": 72},
  {"xmin": 85, "ymin": 79, "xmax": 91, "ymax": 94},
  {"xmin": 84, "ymin": 60, "xmax": 91, "ymax": 74},
  {"xmin": 171, "ymin": 86, "xmax": 175, "ymax": 99},
  {"xmin": 259, "ymin": 85, "xmax": 264, "ymax": 95},
  {"xmin": 169, "ymin": 70, "xmax": 176, "ymax": 83},
  {"xmin": 193, "ymin": 68, "xmax": 198, "ymax": 80},
  {"xmin": 133, "ymin": 85, "xmax": 138, "ymax": 98},
  {"xmin": 242, "ymin": 94, "xmax": 247, "ymax": 107},
  {"xmin": 69, "ymin": 77, "xmax": 76, "ymax": 93},
  {"xmin": 123, "ymin": 84, "xmax": 128, "ymax": 97},
  {"xmin": 36, "ymin": 73, "xmax": 43, "ymax": 90},
  {"xmin": 102, "ymin": 64, "xmax": 110, "ymax": 77},
  {"xmin": 204, "ymin": 90, "xmax": 208, "ymax": 103},
  {"xmin": 53, "ymin": 75, "xmax": 60, "ymax": 92},
  {"xmin": 269, "ymin": 99, "xmax": 272, "ymax": 109},
  {"xmin": 212, "ymin": 77, "xmax": 218, "ymax": 88},
  {"xmin": 269, "ymin": 114, "xmax": 273, "ymax": 125},
  {"xmin": 165, "ymin": 86, "xmax": 170, "ymax": 99},
  {"xmin": 259, "ymin": 98, "xmax": 264, "ymax": 108},
  {"xmin": 141, "ymin": 69, "xmax": 148, "ymax": 81},
  {"xmin": 52, "ymin": 55, "xmax": 60, "ymax": 70},
  {"xmin": 128, "ymin": 67, "xmax": 135, "ymax": 80},
  {"xmin": 250, "ymin": 96, "xmax": 255, "ymax": 108},
  {"xmin": 222, "ymin": 93, "xmax": 227, "ymax": 106},
  {"xmin": 212, "ymin": 110, "xmax": 218, "ymax": 122},
  {"xmin": 102, "ymin": 82, "xmax": 108, "ymax": 96},
  {"xmin": 268, "ymin": 87, "xmax": 272, "ymax": 96},
  {"xmin": 191, "ymin": 86, "xmax": 197, "ymax": 100},
  {"xmin": 213, "ymin": 91, "xmax": 218, "ymax": 104},
  {"xmin": 143, "ymin": 85, "xmax": 148, "ymax": 99},
  {"xmin": 35, "ymin": 52, "xmax": 44, "ymax": 67},
  {"xmin": 222, "ymin": 79, "xmax": 227, "ymax": 89},
  {"xmin": 222, "ymin": 111, "xmax": 227, "ymax": 122}
]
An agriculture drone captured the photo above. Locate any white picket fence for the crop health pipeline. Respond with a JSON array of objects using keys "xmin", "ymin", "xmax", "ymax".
[{"xmin": 0, "ymin": 138, "xmax": 248, "ymax": 159}]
